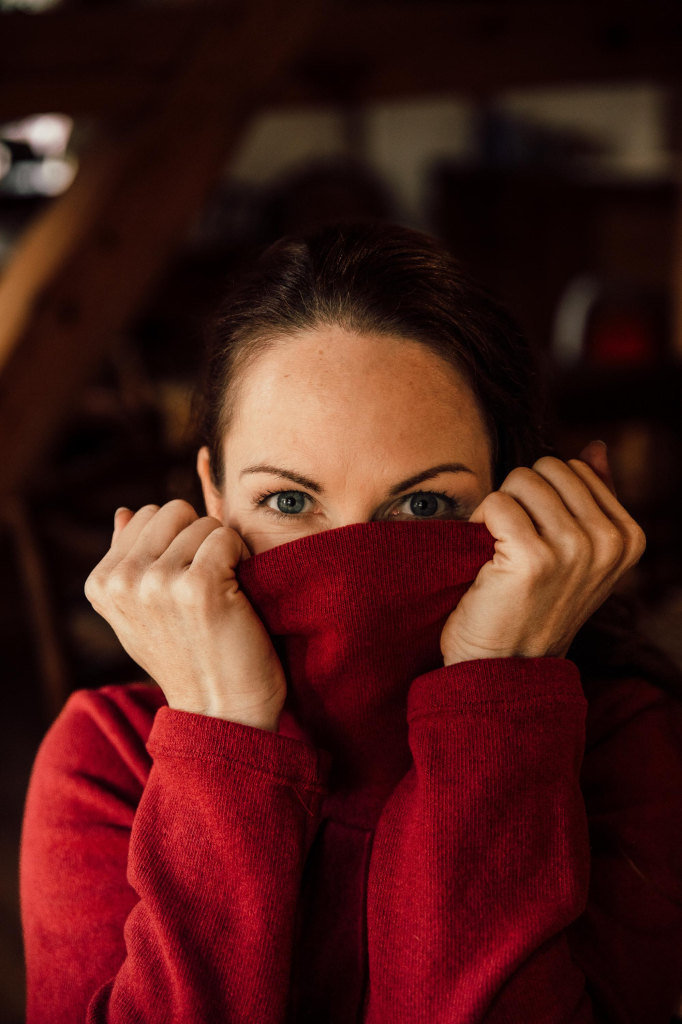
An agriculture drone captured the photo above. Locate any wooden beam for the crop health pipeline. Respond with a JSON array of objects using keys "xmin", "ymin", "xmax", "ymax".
[
  {"xmin": 1, "ymin": 1, "xmax": 682, "ymax": 121},
  {"xmin": 0, "ymin": 0, "xmax": 327, "ymax": 498}
]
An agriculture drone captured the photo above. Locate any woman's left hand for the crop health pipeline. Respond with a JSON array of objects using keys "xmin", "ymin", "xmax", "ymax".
[{"xmin": 440, "ymin": 442, "xmax": 647, "ymax": 666}]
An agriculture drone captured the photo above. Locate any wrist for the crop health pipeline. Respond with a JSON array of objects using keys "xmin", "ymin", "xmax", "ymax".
[
  {"xmin": 167, "ymin": 694, "xmax": 284, "ymax": 733},
  {"xmin": 219, "ymin": 711, "xmax": 281, "ymax": 733},
  {"xmin": 204, "ymin": 699, "xmax": 283, "ymax": 732},
  {"xmin": 442, "ymin": 643, "xmax": 571, "ymax": 666},
  {"xmin": 442, "ymin": 642, "xmax": 518, "ymax": 666},
  {"xmin": 442, "ymin": 635, "xmax": 538, "ymax": 665}
]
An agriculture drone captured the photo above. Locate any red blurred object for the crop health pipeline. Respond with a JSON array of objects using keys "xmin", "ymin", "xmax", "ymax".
[{"xmin": 587, "ymin": 309, "xmax": 656, "ymax": 367}]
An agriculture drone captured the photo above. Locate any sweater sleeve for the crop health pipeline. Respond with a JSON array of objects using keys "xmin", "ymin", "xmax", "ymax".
[
  {"xmin": 20, "ymin": 686, "xmax": 330, "ymax": 1024},
  {"xmin": 364, "ymin": 656, "xmax": 682, "ymax": 1024}
]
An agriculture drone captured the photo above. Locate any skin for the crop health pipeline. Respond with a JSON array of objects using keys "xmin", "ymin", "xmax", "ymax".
[{"xmin": 85, "ymin": 327, "xmax": 645, "ymax": 733}]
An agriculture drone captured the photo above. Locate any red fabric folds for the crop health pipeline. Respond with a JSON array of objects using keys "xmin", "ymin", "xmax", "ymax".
[{"xmin": 19, "ymin": 520, "xmax": 682, "ymax": 1023}]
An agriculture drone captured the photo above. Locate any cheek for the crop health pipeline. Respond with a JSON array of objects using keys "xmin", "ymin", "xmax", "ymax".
[{"xmin": 207, "ymin": 493, "xmax": 229, "ymax": 524}]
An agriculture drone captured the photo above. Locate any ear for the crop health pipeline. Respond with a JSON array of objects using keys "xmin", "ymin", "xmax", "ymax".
[{"xmin": 196, "ymin": 447, "xmax": 224, "ymax": 522}]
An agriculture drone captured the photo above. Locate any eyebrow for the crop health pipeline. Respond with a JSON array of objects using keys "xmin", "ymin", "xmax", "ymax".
[{"xmin": 239, "ymin": 462, "xmax": 475, "ymax": 496}]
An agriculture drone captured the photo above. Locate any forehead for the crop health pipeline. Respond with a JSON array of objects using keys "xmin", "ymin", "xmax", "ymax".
[
  {"xmin": 235, "ymin": 327, "xmax": 470, "ymax": 403},
  {"xmin": 226, "ymin": 329, "xmax": 491, "ymax": 467}
]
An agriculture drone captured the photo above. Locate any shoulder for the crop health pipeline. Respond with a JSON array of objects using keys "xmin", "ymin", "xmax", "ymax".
[{"xmin": 27, "ymin": 682, "xmax": 168, "ymax": 817}]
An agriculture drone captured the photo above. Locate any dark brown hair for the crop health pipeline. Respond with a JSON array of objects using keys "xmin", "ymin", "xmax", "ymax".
[
  {"xmin": 195, "ymin": 221, "xmax": 682, "ymax": 704},
  {"xmin": 197, "ymin": 221, "xmax": 548, "ymax": 491}
]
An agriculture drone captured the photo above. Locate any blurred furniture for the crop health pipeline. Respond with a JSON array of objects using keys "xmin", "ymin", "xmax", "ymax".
[{"xmin": 434, "ymin": 164, "xmax": 682, "ymax": 607}]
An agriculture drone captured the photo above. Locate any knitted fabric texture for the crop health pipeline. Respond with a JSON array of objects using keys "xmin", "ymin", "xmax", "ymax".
[{"xmin": 20, "ymin": 519, "xmax": 682, "ymax": 1023}]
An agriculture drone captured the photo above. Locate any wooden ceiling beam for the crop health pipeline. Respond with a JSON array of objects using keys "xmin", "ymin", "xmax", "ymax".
[
  {"xmin": 0, "ymin": 0, "xmax": 328, "ymax": 498},
  {"xmin": 1, "ymin": 1, "xmax": 682, "ymax": 123}
]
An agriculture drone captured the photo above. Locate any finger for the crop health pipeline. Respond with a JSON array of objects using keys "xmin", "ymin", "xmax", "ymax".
[
  {"xmin": 497, "ymin": 465, "xmax": 588, "ymax": 548},
  {"xmin": 156, "ymin": 516, "xmax": 224, "ymax": 570},
  {"xmin": 469, "ymin": 489, "xmax": 541, "ymax": 549},
  {"xmin": 532, "ymin": 457, "xmax": 617, "ymax": 527},
  {"xmin": 566, "ymin": 458, "xmax": 632, "ymax": 525},
  {"xmin": 566, "ymin": 458, "xmax": 646, "ymax": 565},
  {"xmin": 86, "ymin": 504, "xmax": 160, "ymax": 608},
  {"xmin": 126, "ymin": 499, "xmax": 199, "ymax": 566},
  {"xmin": 532, "ymin": 457, "xmax": 625, "ymax": 569},
  {"xmin": 112, "ymin": 507, "xmax": 134, "ymax": 545},
  {"xmin": 577, "ymin": 440, "xmax": 617, "ymax": 497},
  {"xmin": 188, "ymin": 525, "xmax": 250, "ymax": 580},
  {"xmin": 103, "ymin": 504, "xmax": 160, "ymax": 567}
]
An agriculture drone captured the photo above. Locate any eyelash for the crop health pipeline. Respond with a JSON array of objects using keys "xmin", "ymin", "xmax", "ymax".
[{"xmin": 252, "ymin": 487, "xmax": 462, "ymax": 521}]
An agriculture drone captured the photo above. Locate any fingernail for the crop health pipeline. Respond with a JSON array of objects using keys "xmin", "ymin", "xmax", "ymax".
[
  {"xmin": 114, "ymin": 506, "xmax": 130, "ymax": 519},
  {"xmin": 594, "ymin": 440, "xmax": 607, "ymax": 450}
]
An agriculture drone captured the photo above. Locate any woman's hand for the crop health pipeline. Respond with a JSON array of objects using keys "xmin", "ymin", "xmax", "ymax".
[
  {"xmin": 440, "ymin": 442, "xmax": 646, "ymax": 666},
  {"xmin": 84, "ymin": 501, "xmax": 287, "ymax": 731}
]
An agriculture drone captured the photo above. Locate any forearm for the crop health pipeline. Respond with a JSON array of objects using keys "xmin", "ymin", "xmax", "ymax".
[
  {"xmin": 365, "ymin": 657, "xmax": 592, "ymax": 1023},
  {"xmin": 87, "ymin": 707, "xmax": 329, "ymax": 1024}
]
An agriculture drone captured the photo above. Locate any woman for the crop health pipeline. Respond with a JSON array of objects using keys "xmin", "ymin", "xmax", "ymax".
[{"xmin": 20, "ymin": 223, "xmax": 682, "ymax": 1023}]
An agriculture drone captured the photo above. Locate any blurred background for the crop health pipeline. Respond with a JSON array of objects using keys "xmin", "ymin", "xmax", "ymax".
[{"xmin": 1, "ymin": 1, "xmax": 682, "ymax": 1020}]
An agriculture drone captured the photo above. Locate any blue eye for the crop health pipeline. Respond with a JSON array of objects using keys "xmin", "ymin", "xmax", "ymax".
[
  {"xmin": 407, "ymin": 493, "xmax": 439, "ymax": 516},
  {"xmin": 399, "ymin": 492, "xmax": 452, "ymax": 518},
  {"xmin": 255, "ymin": 487, "xmax": 462, "ymax": 522},
  {"xmin": 273, "ymin": 491, "xmax": 307, "ymax": 514},
  {"xmin": 257, "ymin": 490, "xmax": 311, "ymax": 518}
]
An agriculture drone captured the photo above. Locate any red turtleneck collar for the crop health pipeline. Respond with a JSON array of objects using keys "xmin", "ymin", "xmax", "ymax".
[{"xmin": 236, "ymin": 519, "xmax": 495, "ymax": 824}]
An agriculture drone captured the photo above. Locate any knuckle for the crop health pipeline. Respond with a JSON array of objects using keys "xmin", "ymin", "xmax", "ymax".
[
  {"xmin": 521, "ymin": 542, "xmax": 556, "ymax": 580},
  {"xmin": 596, "ymin": 523, "xmax": 624, "ymax": 566},
  {"xmin": 202, "ymin": 523, "xmax": 240, "ymax": 558},
  {"xmin": 483, "ymin": 490, "xmax": 513, "ymax": 511},
  {"xmin": 107, "ymin": 567, "xmax": 131, "ymax": 601},
  {"xmin": 198, "ymin": 515, "xmax": 222, "ymax": 534},
  {"xmin": 563, "ymin": 528, "xmax": 591, "ymax": 563},
  {"xmin": 532, "ymin": 455, "xmax": 562, "ymax": 473},
  {"xmin": 171, "ymin": 571, "xmax": 204, "ymax": 608},
  {"xmin": 84, "ymin": 570, "xmax": 100, "ymax": 605},
  {"xmin": 138, "ymin": 565, "xmax": 166, "ymax": 604},
  {"xmin": 625, "ymin": 522, "xmax": 647, "ymax": 563},
  {"xmin": 165, "ymin": 498, "xmax": 196, "ymax": 519},
  {"xmin": 569, "ymin": 528, "xmax": 589, "ymax": 561},
  {"xmin": 505, "ymin": 466, "xmax": 537, "ymax": 488}
]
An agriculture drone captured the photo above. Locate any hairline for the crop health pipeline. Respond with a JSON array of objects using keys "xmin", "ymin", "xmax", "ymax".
[{"xmin": 209, "ymin": 318, "xmax": 497, "ymax": 490}]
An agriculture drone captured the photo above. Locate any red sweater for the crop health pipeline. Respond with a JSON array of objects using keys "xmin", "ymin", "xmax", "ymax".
[{"xmin": 20, "ymin": 520, "xmax": 682, "ymax": 1023}]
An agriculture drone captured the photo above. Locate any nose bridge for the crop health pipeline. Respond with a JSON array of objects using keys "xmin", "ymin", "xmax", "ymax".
[
  {"xmin": 323, "ymin": 472, "xmax": 394, "ymax": 527},
  {"xmin": 332, "ymin": 507, "xmax": 380, "ymax": 527},
  {"xmin": 328, "ymin": 504, "xmax": 388, "ymax": 529}
]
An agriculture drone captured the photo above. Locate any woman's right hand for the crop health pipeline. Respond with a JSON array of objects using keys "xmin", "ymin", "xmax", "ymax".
[{"xmin": 84, "ymin": 501, "xmax": 287, "ymax": 732}]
